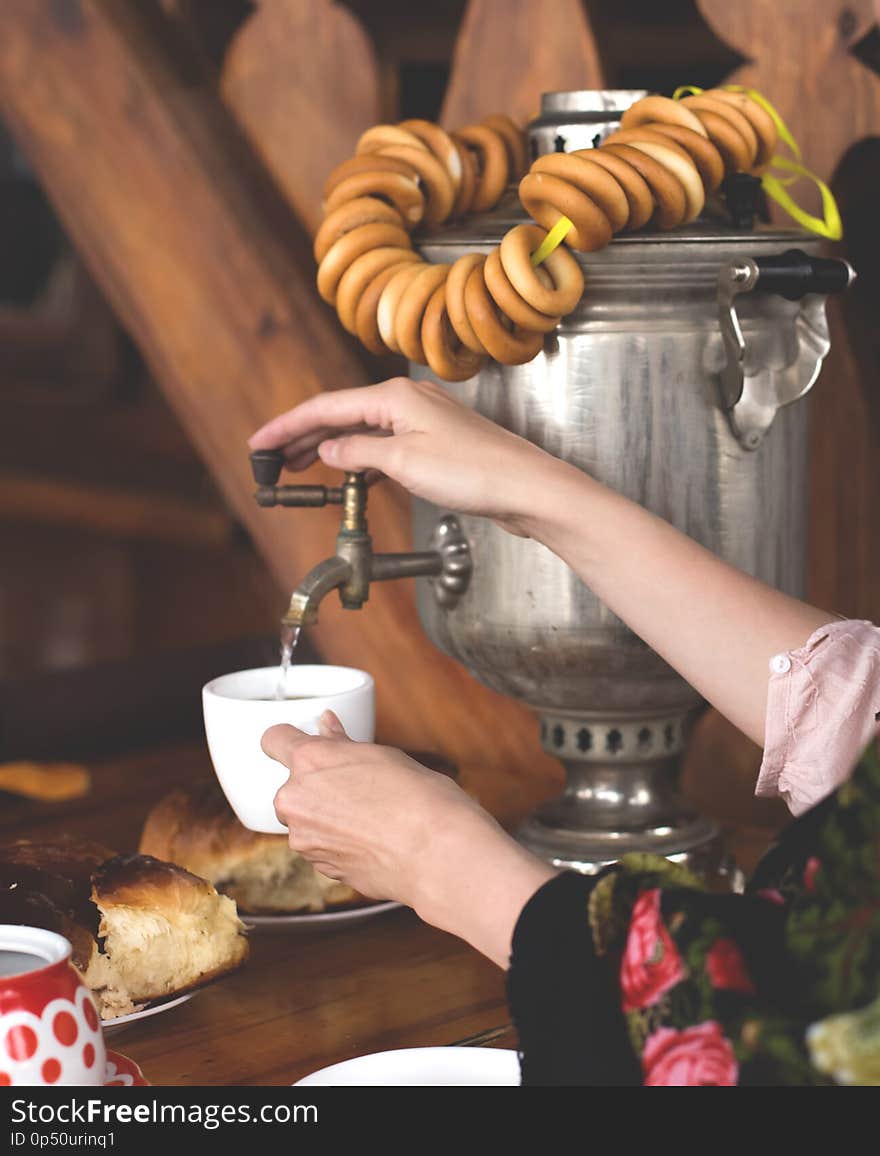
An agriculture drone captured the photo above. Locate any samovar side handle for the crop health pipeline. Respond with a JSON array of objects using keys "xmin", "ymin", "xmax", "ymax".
[{"xmin": 716, "ymin": 249, "xmax": 856, "ymax": 451}]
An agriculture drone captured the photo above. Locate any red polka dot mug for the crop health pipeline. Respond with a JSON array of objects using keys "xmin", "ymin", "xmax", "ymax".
[{"xmin": 0, "ymin": 925, "xmax": 106, "ymax": 1086}]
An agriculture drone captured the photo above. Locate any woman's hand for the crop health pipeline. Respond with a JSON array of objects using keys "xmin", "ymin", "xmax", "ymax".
[
  {"xmin": 248, "ymin": 376, "xmax": 568, "ymax": 536},
  {"xmin": 263, "ymin": 711, "xmax": 555, "ymax": 968}
]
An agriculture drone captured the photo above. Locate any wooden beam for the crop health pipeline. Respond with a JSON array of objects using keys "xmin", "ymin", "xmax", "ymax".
[
  {"xmin": 0, "ymin": 253, "xmax": 123, "ymax": 403},
  {"xmin": 221, "ymin": 0, "xmax": 381, "ymax": 235},
  {"xmin": 442, "ymin": 0, "xmax": 604, "ymax": 127},
  {"xmin": 0, "ymin": 472, "xmax": 233, "ymax": 547},
  {"xmin": 0, "ymin": 0, "xmax": 559, "ymax": 816}
]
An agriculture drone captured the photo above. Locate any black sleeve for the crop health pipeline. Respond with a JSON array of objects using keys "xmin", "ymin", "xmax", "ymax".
[{"xmin": 506, "ymin": 870, "xmax": 641, "ymax": 1086}]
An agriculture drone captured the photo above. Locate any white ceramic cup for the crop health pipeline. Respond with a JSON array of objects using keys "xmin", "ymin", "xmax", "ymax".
[{"xmin": 202, "ymin": 664, "xmax": 375, "ymax": 834}]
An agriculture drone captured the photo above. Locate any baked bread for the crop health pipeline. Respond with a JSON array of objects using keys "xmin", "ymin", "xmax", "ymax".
[
  {"xmin": 0, "ymin": 837, "xmax": 111, "ymax": 984},
  {"xmin": 0, "ymin": 837, "xmax": 248, "ymax": 1018},
  {"xmin": 92, "ymin": 854, "xmax": 248, "ymax": 1007},
  {"xmin": 140, "ymin": 781, "xmax": 365, "ymax": 914}
]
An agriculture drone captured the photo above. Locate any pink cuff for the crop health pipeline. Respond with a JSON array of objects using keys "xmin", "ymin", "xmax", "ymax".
[{"xmin": 756, "ymin": 619, "xmax": 880, "ymax": 816}]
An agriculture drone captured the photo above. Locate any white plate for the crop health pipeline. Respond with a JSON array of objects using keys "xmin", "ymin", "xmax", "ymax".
[
  {"xmin": 244, "ymin": 900, "xmax": 402, "ymax": 931},
  {"xmin": 294, "ymin": 1047, "xmax": 520, "ymax": 1087},
  {"xmin": 101, "ymin": 992, "xmax": 195, "ymax": 1038}
]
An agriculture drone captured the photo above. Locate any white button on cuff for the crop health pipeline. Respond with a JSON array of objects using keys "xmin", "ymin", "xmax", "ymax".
[{"xmin": 769, "ymin": 653, "xmax": 792, "ymax": 675}]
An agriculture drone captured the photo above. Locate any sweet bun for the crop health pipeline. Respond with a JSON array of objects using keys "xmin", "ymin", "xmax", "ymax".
[
  {"xmin": 0, "ymin": 837, "xmax": 248, "ymax": 1019},
  {"xmin": 91, "ymin": 854, "xmax": 248, "ymax": 1007},
  {"xmin": 139, "ymin": 781, "xmax": 366, "ymax": 915}
]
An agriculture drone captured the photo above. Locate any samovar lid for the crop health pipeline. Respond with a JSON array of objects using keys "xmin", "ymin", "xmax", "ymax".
[{"xmin": 529, "ymin": 89, "xmax": 649, "ymax": 156}]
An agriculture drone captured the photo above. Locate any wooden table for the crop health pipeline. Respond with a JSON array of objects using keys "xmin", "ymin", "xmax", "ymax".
[{"xmin": 0, "ymin": 742, "xmax": 513, "ymax": 1086}]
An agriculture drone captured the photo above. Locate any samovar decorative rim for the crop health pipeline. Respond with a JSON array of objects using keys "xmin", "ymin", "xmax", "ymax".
[
  {"xmin": 418, "ymin": 192, "xmax": 815, "ymax": 252},
  {"xmin": 536, "ymin": 89, "xmax": 649, "ymax": 115}
]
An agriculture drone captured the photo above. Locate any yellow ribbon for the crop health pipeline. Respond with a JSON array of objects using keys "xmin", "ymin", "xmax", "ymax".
[
  {"xmin": 531, "ymin": 215, "xmax": 574, "ymax": 266},
  {"xmin": 671, "ymin": 84, "xmax": 842, "ymax": 240},
  {"xmin": 760, "ymin": 157, "xmax": 843, "ymax": 240}
]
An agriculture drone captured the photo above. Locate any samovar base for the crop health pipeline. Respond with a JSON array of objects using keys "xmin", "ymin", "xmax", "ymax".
[
  {"xmin": 516, "ymin": 710, "xmax": 725, "ymax": 877},
  {"xmin": 516, "ymin": 807, "xmax": 722, "ymax": 876}
]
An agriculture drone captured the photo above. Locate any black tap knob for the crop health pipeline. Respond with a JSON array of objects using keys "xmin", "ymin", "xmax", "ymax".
[
  {"xmin": 723, "ymin": 173, "xmax": 763, "ymax": 230},
  {"xmin": 249, "ymin": 450, "xmax": 285, "ymax": 486},
  {"xmin": 753, "ymin": 249, "xmax": 856, "ymax": 301}
]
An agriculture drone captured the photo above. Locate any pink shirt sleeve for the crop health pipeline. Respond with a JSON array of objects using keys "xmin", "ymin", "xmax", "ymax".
[{"xmin": 756, "ymin": 619, "xmax": 880, "ymax": 816}]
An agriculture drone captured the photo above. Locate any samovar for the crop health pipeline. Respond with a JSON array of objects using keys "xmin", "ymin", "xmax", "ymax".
[{"xmin": 251, "ymin": 91, "xmax": 854, "ymax": 874}]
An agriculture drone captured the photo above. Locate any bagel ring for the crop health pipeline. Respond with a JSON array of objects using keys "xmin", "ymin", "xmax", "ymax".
[
  {"xmin": 373, "ymin": 144, "xmax": 456, "ymax": 226},
  {"xmin": 446, "ymin": 254, "xmax": 489, "ymax": 354},
  {"xmin": 600, "ymin": 143, "xmax": 688, "ymax": 230},
  {"xmin": 463, "ymin": 262, "xmax": 546, "ymax": 365},
  {"xmin": 530, "ymin": 152, "xmax": 630, "ymax": 233},
  {"xmin": 421, "ymin": 283, "xmax": 486, "ymax": 382},
  {"xmin": 519, "ymin": 170, "xmax": 613, "ymax": 252},
  {"xmin": 620, "ymin": 94, "xmax": 707, "ymax": 138},
  {"xmin": 324, "ymin": 167, "xmax": 425, "ymax": 226},
  {"xmin": 357, "ymin": 124, "xmax": 428, "ymax": 155},
  {"xmin": 705, "ymin": 89, "xmax": 777, "ymax": 170},
  {"xmin": 572, "ymin": 149, "xmax": 655, "ymax": 231},
  {"xmin": 399, "ymin": 119, "xmax": 463, "ymax": 191},
  {"xmin": 335, "ymin": 246, "xmax": 420, "ymax": 334},
  {"xmin": 499, "ymin": 224, "xmax": 585, "ymax": 316},
  {"xmin": 633, "ymin": 124, "xmax": 725, "ymax": 191},
  {"xmin": 317, "ymin": 222, "xmax": 412, "ymax": 304},
  {"xmin": 394, "ymin": 264, "xmax": 451, "ymax": 363},
  {"xmin": 611, "ymin": 139, "xmax": 705, "ymax": 222},
  {"xmin": 355, "ymin": 259, "xmax": 423, "ymax": 355},
  {"xmin": 377, "ymin": 263, "xmax": 427, "ymax": 353},
  {"xmin": 454, "ymin": 124, "xmax": 510, "ymax": 212},
  {"xmin": 451, "ymin": 138, "xmax": 478, "ymax": 217},
  {"xmin": 679, "ymin": 102, "xmax": 755, "ymax": 172},
  {"xmin": 313, "ymin": 197, "xmax": 406, "ymax": 264},
  {"xmin": 482, "ymin": 112, "xmax": 529, "ymax": 179},
  {"xmin": 483, "ymin": 247, "xmax": 561, "ymax": 333},
  {"xmin": 680, "ymin": 94, "xmax": 759, "ymax": 168}
]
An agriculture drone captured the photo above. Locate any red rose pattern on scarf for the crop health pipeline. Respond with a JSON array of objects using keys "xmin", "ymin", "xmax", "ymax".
[
  {"xmin": 706, "ymin": 939, "xmax": 756, "ymax": 994},
  {"xmin": 642, "ymin": 1021, "xmax": 738, "ymax": 1086},
  {"xmin": 581, "ymin": 738, "xmax": 880, "ymax": 1085},
  {"xmin": 620, "ymin": 889, "xmax": 687, "ymax": 1012}
]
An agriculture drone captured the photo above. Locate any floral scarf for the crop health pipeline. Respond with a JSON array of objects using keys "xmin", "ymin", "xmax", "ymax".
[{"xmin": 508, "ymin": 740, "xmax": 880, "ymax": 1085}]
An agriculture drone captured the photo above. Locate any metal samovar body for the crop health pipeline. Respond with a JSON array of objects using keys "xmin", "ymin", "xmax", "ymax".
[{"xmin": 410, "ymin": 91, "xmax": 848, "ymax": 873}]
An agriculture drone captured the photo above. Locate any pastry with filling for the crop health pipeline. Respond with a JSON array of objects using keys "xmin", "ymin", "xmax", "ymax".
[
  {"xmin": 0, "ymin": 837, "xmax": 248, "ymax": 1018},
  {"xmin": 140, "ymin": 781, "xmax": 366, "ymax": 914}
]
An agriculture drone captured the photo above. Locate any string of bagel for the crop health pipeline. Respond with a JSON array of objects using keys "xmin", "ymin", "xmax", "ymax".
[{"xmin": 315, "ymin": 89, "xmax": 840, "ymax": 382}]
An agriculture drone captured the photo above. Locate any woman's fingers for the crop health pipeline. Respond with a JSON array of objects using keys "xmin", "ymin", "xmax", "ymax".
[
  {"xmin": 317, "ymin": 710, "xmax": 348, "ymax": 739},
  {"xmin": 263, "ymin": 716, "xmax": 348, "ymax": 773},
  {"xmin": 284, "ymin": 447, "xmax": 321, "ymax": 472},
  {"xmin": 281, "ymin": 426, "xmax": 393, "ymax": 474},
  {"xmin": 248, "ymin": 379, "xmax": 416, "ymax": 451},
  {"xmin": 317, "ymin": 432, "xmax": 397, "ymax": 473},
  {"xmin": 261, "ymin": 723, "xmax": 314, "ymax": 765},
  {"xmin": 281, "ymin": 422, "xmax": 377, "ymax": 460}
]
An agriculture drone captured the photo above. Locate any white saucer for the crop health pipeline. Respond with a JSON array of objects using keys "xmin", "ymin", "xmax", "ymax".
[
  {"xmin": 102, "ymin": 992, "xmax": 195, "ymax": 1038},
  {"xmin": 294, "ymin": 1046, "xmax": 520, "ymax": 1087},
  {"xmin": 244, "ymin": 900, "xmax": 402, "ymax": 932}
]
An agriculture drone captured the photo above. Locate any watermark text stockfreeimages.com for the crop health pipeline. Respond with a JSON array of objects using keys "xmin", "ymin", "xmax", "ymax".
[{"xmin": 10, "ymin": 1099, "xmax": 317, "ymax": 1131}]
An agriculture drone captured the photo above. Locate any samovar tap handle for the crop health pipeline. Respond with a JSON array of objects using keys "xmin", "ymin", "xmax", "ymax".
[
  {"xmin": 717, "ymin": 250, "xmax": 856, "ymax": 451},
  {"xmin": 249, "ymin": 452, "xmax": 471, "ymax": 622}
]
